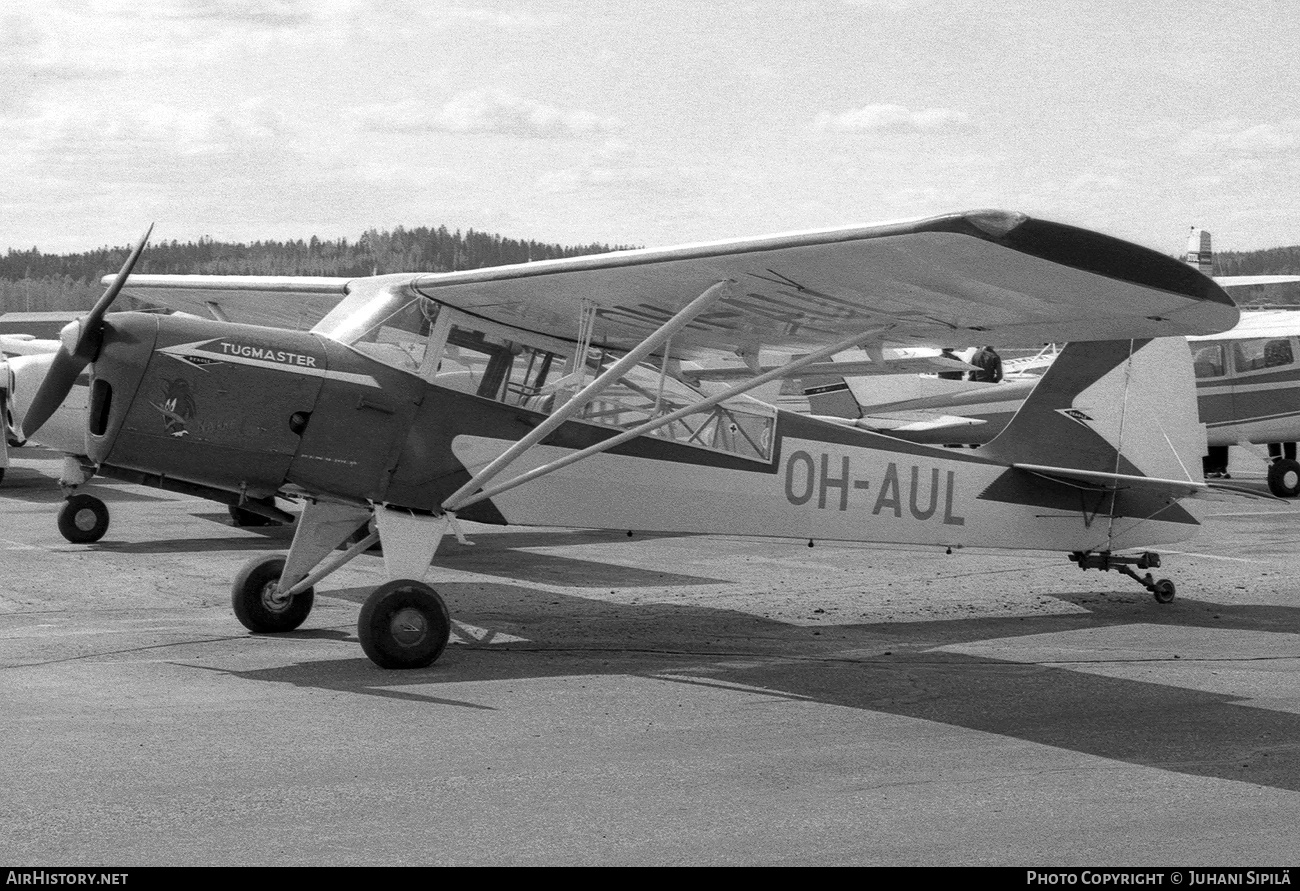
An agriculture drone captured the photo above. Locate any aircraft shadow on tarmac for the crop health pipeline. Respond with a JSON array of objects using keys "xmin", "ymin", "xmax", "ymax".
[
  {"xmin": 0, "ymin": 466, "xmax": 170, "ymax": 505},
  {"xmin": 86, "ymin": 526, "xmax": 297, "ymax": 554},
  {"xmin": 202, "ymin": 581, "xmax": 1300, "ymax": 796},
  {"xmin": 90, "ymin": 523, "xmax": 723, "ymax": 585}
]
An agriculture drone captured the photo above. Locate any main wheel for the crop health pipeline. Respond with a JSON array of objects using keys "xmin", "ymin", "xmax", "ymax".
[
  {"xmin": 58, "ymin": 494, "xmax": 109, "ymax": 543},
  {"xmin": 231, "ymin": 555, "xmax": 314, "ymax": 633},
  {"xmin": 1267, "ymin": 459, "xmax": 1300, "ymax": 497},
  {"xmin": 358, "ymin": 580, "xmax": 451, "ymax": 669},
  {"xmin": 1152, "ymin": 579, "xmax": 1176, "ymax": 603}
]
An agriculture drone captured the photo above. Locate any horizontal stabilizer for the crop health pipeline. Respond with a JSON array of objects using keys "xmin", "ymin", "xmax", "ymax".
[
  {"xmin": 1011, "ymin": 462, "xmax": 1206, "ymax": 497},
  {"xmin": 1202, "ymin": 481, "xmax": 1294, "ymax": 502},
  {"xmin": 857, "ymin": 413, "xmax": 989, "ymax": 434}
]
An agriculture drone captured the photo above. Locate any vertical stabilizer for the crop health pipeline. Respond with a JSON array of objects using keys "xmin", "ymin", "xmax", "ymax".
[
  {"xmin": 803, "ymin": 376, "xmax": 861, "ymax": 417},
  {"xmin": 981, "ymin": 338, "xmax": 1205, "ymax": 484},
  {"xmin": 1185, "ymin": 227, "xmax": 1214, "ymax": 275}
]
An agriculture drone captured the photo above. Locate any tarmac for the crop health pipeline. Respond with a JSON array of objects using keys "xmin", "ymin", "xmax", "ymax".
[{"xmin": 1, "ymin": 445, "xmax": 1298, "ymax": 866}]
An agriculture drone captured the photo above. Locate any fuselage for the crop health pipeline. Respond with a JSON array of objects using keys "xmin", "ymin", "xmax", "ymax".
[{"xmin": 81, "ymin": 312, "xmax": 1200, "ymax": 555}]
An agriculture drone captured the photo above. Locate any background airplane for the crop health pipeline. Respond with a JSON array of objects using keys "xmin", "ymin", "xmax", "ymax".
[
  {"xmin": 17, "ymin": 210, "xmax": 1238, "ymax": 670},
  {"xmin": 2, "ymin": 330, "xmax": 290, "ymax": 539},
  {"xmin": 816, "ymin": 229, "xmax": 1300, "ymax": 496}
]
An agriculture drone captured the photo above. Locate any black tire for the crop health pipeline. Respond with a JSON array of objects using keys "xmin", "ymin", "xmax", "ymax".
[
  {"xmin": 1152, "ymin": 579, "xmax": 1176, "ymax": 604},
  {"xmin": 57, "ymin": 494, "xmax": 109, "ymax": 543},
  {"xmin": 228, "ymin": 504, "xmax": 276, "ymax": 527},
  {"xmin": 1267, "ymin": 459, "xmax": 1300, "ymax": 498},
  {"xmin": 358, "ymin": 580, "xmax": 451, "ymax": 669},
  {"xmin": 231, "ymin": 555, "xmax": 314, "ymax": 633}
]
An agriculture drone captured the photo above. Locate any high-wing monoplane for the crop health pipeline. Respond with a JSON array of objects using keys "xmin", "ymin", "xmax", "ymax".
[{"xmin": 20, "ymin": 210, "xmax": 1239, "ymax": 669}]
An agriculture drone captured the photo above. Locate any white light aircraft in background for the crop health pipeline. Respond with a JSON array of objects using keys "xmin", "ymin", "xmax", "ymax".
[{"xmin": 819, "ymin": 228, "xmax": 1300, "ymax": 496}]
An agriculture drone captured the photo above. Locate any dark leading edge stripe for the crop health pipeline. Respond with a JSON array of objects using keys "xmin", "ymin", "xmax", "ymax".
[{"xmin": 932, "ymin": 214, "xmax": 1235, "ymax": 307}]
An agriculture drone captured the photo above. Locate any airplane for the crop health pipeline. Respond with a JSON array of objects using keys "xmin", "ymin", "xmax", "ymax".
[
  {"xmin": 2, "ymin": 333, "xmax": 291, "ymax": 540},
  {"xmin": 824, "ymin": 229, "xmax": 1300, "ymax": 497},
  {"xmin": 18, "ymin": 209, "xmax": 1239, "ymax": 670},
  {"xmin": 1, "ymin": 335, "xmax": 84, "ymax": 492},
  {"xmin": 2, "ymin": 310, "xmax": 971, "ymax": 541},
  {"xmin": 0, "ymin": 278, "xmax": 966, "ymax": 538}
]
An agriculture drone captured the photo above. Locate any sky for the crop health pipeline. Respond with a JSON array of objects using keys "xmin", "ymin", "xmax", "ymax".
[{"xmin": 2, "ymin": 0, "xmax": 1298, "ymax": 257}]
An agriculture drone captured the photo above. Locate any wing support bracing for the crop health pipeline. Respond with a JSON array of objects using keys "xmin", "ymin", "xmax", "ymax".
[
  {"xmin": 439, "ymin": 279, "xmax": 738, "ymax": 510},
  {"xmin": 443, "ymin": 325, "xmax": 889, "ymax": 514}
]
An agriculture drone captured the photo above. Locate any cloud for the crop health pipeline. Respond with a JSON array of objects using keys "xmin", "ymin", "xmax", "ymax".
[
  {"xmin": 442, "ymin": 3, "xmax": 542, "ymax": 30},
  {"xmin": 155, "ymin": 0, "xmax": 332, "ymax": 28},
  {"xmin": 837, "ymin": 0, "xmax": 940, "ymax": 8},
  {"xmin": 353, "ymin": 91, "xmax": 623, "ymax": 138},
  {"xmin": 1180, "ymin": 119, "xmax": 1300, "ymax": 156},
  {"xmin": 813, "ymin": 103, "xmax": 971, "ymax": 134},
  {"xmin": 2, "ymin": 98, "xmax": 295, "ymax": 183}
]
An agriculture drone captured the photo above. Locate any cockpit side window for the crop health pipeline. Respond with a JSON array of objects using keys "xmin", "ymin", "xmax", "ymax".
[
  {"xmin": 438, "ymin": 326, "xmax": 557, "ymax": 404},
  {"xmin": 1232, "ymin": 337, "xmax": 1295, "ymax": 374},
  {"xmin": 347, "ymin": 300, "xmax": 776, "ymax": 463},
  {"xmin": 1192, "ymin": 343, "xmax": 1225, "ymax": 379}
]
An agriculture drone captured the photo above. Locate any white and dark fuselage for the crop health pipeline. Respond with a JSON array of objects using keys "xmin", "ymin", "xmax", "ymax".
[{"xmin": 78, "ymin": 313, "xmax": 1201, "ymax": 556}]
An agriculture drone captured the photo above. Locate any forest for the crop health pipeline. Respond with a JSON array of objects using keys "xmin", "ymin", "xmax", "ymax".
[
  {"xmin": 0, "ymin": 225, "xmax": 634, "ymax": 313},
  {"xmin": 1213, "ymin": 244, "xmax": 1300, "ymax": 277},
  {"xmin": 1, "ymin": 223, "xmax": 1297, "ymax": 314}
]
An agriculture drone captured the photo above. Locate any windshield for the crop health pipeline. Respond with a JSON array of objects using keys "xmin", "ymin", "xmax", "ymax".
[{"xmin": 329, "ymin": 293, "xmax": 437, "ymax": 374}]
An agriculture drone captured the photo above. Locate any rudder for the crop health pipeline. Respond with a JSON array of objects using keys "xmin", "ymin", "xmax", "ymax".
[{"xmin": 980, "ymin": 338, "xmax": 1205, "ymax": 484}]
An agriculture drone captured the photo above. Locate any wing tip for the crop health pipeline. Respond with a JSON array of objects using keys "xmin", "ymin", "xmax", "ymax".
[{"xmin": 963, "ymin": 209, "xmax": 1030, "ymax": 238}]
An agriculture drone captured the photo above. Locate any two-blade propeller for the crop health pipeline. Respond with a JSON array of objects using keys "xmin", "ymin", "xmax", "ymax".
[{"xmin": 20, "ymin": 225, "xmax": 153, "ymax": 439}]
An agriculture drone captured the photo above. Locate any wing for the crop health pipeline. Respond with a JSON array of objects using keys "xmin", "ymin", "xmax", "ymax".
[
  {"xmin": 109, "ymin": 211, "xmax": 1239, "ymax": 355},
  {"xmin": 1216, "ymin": 275, "xmax": 1300, "ymax": 289},
  {"xmin": 1215, "ymin": 275, "xmax": 1300, "ymax": 310},
  {"xmin": 0, "ymin": 334, "xmax": 60, "ymax": 357},
  {"xmin": 386, "ymin": 209, "xmax": 1237, "ymax": 355},
  {"xmin": 113, "ymin": 275, "xmax": 353, "ymax": 330},
  {"xmin": 682, "ymin": 354, "xmax": 968, "ymax": 383},
  {"xmin": 1191, "ymin": 308, "xmax": 1300, "ymax": 342}
]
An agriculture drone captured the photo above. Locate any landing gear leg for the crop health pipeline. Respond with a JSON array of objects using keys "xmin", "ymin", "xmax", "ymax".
[
  {"xmin": 225, "ymin": 501, "xmax": 457, "ymax": 669},
  {"xmin": 1068, "ymin": 550, "xmax": 1177, "ymax": 603},
  {"xmin": 55, "ymin": 457, "xmax": 109, "ymax": 543}
]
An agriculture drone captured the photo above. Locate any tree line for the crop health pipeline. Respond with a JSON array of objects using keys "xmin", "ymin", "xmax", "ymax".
[
  {"xmin": 1214, "ymin": 245, "xmax": 1300, "ymax": 277},
  {"xmin": 3, "ymin": 224, "xmax": 1299, "ymax": 314},
  {"xmin": 0, "ymin": 225, "xmax": 634, "ymax": 314}
]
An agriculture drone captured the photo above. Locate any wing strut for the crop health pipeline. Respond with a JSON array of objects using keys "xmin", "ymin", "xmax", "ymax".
[
  {"xmin": 443, "ymin": 326, "xmax": 887, "ymax": 514},
  {"xmin": 439, "ymin": 279, "xmax": 737, "ymax": 511}
]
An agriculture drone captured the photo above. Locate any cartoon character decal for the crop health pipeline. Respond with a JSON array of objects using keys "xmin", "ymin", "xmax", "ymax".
[{"xmin": 151, "ymin": 378, "xmax": 197, "ymax": 437}]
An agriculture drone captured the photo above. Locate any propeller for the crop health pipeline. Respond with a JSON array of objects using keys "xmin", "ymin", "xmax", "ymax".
[{"xmin": 21, "ymin": 224, "xmax": 153, "ymax": 438}]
